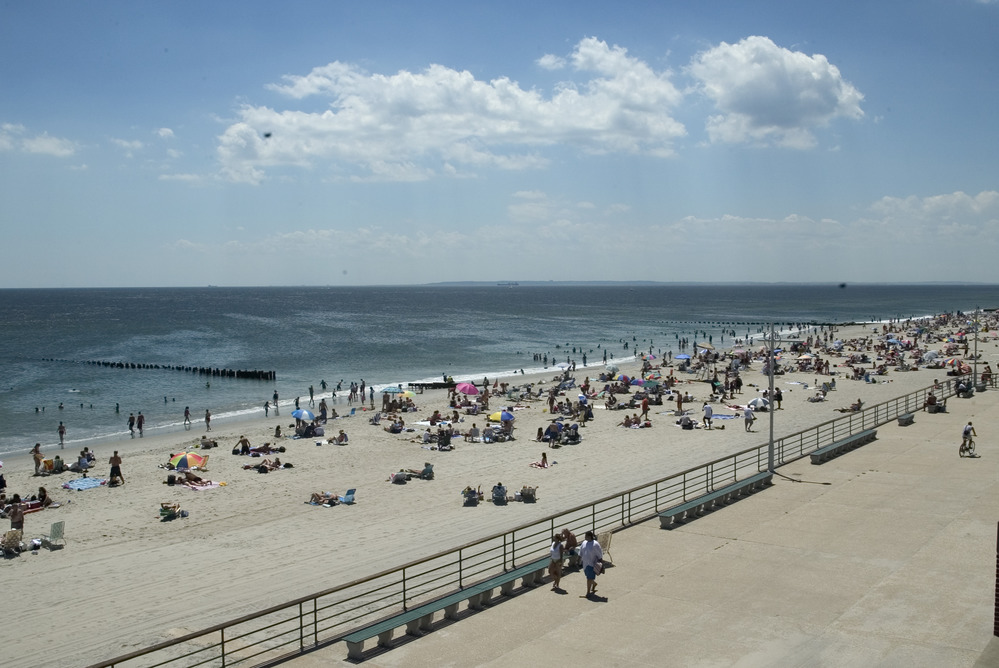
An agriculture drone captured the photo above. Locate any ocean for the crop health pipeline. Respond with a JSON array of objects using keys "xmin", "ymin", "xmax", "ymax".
[{"xmin": 0, "ymin": 283, "xmax": 994, "ymax": 456}]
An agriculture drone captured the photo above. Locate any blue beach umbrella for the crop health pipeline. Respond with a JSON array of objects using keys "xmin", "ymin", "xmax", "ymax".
[
  {"xmin": 675, "ymin": 354, "xmax": 691, "ymax": 360},
  {"xmin": 291, "ymin": 408, "xmax": 314, "ymax": 421}
]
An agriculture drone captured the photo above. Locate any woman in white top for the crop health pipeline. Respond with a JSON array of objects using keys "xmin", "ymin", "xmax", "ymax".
[{"xmin": 548, "ymin": 535, "xmax": 563, "ymax": 590}]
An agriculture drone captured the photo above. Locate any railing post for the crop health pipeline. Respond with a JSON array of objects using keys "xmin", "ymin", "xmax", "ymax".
[
  {"xmin": 220, "ymin": 628, "xmax": 226, "ymax": 668},
  {"xmin": 298, "ymin": 602, "xmax": 304, "ymax": 652},
  {"xmin": 402, "ymin": 567, "xmax": 409, "ymax": 609},
  {"xmin": 994, "ymin": 522, "xmax": 999, "ymax": 637}
]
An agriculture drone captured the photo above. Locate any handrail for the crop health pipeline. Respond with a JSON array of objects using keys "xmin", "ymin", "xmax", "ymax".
[{"xmin": 85, "ymin": 377, "xmax": 961, "ymax": 668}]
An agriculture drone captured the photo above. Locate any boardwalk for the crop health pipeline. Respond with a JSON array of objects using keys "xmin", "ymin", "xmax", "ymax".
[{"xmin": 295, "ymin": 394, "xmax": 999, "ymax": 667}]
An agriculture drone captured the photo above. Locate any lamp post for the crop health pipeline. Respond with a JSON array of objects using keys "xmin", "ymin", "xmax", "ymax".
[
  {"xmin": 973, "ymin": 307, "xmax": 980, "ymax": 387},
  {"xmin": 765, "ymin": 323, "xmax": 779, "ymax": 473}
]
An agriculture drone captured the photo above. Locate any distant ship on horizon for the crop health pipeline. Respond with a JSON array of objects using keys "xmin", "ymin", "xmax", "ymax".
[{"xmin": 496, "ymin": 281, "xmax": 519, "ymax": 286}]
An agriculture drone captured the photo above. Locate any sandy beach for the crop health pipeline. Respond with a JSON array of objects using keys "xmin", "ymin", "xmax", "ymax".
[{"xmin": 1, "ymin": 319, "xmax": 992, "ymax": 666}]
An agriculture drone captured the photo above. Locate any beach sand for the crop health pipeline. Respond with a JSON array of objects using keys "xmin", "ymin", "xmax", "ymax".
[{"xmin": 0, "ymin": 322, "xmax": 983, "ymax": 666}]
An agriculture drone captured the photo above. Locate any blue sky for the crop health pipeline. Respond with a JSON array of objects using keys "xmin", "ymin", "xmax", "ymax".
[{"xmin": 1, "ymin": 0, "xmax": 997, "ymax": 287}]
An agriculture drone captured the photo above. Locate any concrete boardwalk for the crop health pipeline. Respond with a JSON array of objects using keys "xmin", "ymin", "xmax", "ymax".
[{"xmin": 299, "ymin": 394, "xmax": 999, "ymax": 667}]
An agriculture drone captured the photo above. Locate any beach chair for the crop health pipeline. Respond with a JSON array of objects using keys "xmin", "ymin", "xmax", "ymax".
[
  {"xmin": 597, "ymin": 531, "xmax": 613, "ymax": 563},
  {"xmin": 368, "ymin": 412, "xmax": 382, "ymax": 425},
  {"xmin": 197, "ymin": 454, "xmax": 210, "ymax": 471},
  {"xmin": 338, "ymin": 489, "xmax": 356, "ymax": 505},
  {"xmin": 1, "ymin": 529, "xmax": 23, "ymax": 556},
  {"xmin": 42, "ymin": 521, "xmax": 66, "ymax": 549},
  {"xmin": 348, "ymin": 408, "xmax": 356, "ymax": 418},
  {"xmin": 159, "ymin": 504, "xmax": 182, "ymax": 521}
]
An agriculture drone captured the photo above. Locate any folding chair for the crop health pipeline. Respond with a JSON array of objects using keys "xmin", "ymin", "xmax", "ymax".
[
  {"xmin": 42, "ymin": 521, "xmax": 66, "ymax": 549},
  {"xmin": 597, "ymin": 531, "xmax": 613, "ymax": 563}
]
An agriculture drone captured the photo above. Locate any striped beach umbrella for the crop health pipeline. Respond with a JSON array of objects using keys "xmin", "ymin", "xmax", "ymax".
[{"xmin": 169, "ymin": 452, "xmax": 205, "ymax": 470}]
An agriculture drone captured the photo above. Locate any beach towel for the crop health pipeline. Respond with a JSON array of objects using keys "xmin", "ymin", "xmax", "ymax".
[
  {"xmin": 186, "ymin": 482, "xmax": 221, "ymax": 491},
  {"xmin": 62, "ymin": 477, "xmax": 107, "ymax": 490}
]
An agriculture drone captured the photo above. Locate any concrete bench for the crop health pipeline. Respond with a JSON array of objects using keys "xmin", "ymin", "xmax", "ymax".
[
  {"xmin": 658, "ymin": 471, "xmax": 773, "ymax": 529},
  {"xmin": 810, "ymin": 429, "xmax": 877, "ymax": 465},
  {"xmin": 344, "ymin": 556, "xmax": 548, "ymax": 660},
  {"xmin": 897, "ymin": 413, "xmax": 914, "ymax": 426}
]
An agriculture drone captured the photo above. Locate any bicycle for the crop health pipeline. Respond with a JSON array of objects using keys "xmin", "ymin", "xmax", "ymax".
[{"xmin": 959, "ymin": 438, "xmax": 979, "ymax": 458}]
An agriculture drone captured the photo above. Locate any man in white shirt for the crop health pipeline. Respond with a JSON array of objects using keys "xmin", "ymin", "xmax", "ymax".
[{"xmin": 579, "ymin": 530, "xmax": 603, "ymax": 597}]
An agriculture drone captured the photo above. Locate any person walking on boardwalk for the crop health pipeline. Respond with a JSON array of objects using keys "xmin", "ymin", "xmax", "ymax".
[{"xmin": 579, "ymin": 530, "xmax": 603, "ymax": 597}]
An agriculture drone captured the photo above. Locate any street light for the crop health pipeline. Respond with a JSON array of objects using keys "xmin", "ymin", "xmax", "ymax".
[
  {"xmin": 765, "ymin": 323, "xmax": 780, "ymax": 473},
  {"xmin": 973, "ymin": 306, "xmax": 980, "ymax": 388}
]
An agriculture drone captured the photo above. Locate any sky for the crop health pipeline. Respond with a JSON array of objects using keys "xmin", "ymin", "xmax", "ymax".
[{"xmin": 1, "ymin": 0, "xmax": 997, "ymax": 287}]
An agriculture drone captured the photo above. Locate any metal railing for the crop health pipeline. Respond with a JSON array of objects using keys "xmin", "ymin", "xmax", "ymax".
[{"xmin": 87, "ymin": 378, "xmax": 960, "ymax": 668}]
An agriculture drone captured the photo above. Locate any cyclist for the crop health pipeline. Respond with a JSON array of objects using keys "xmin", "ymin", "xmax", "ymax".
[{"xmin": 960, "ymin": 421, "xmax": 978, "ymax": 457}]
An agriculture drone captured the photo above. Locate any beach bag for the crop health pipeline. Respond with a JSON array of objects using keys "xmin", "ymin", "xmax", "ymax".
[{"xmin": 257, "ymin": 465, "xmax": 269, "ymax": 474}]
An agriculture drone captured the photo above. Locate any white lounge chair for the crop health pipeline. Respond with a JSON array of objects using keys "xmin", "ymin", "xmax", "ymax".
[{"xmin": 42, "ymin": 521, "xmax": 66, "ymax": 549}]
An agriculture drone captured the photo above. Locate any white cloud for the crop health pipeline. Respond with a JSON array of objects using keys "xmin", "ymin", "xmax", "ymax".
[
  {"xmin": 170, "ymin": 239, "xmax": 205, "ymax": 252},
  {"xmin": 0, "ymin": 123, "xmax": 25, "ymax": 151},
  {"xmin": 158, "ymin": 173, "xmax": 203, "ymax": 182},
  {"xmin": 22, "ymin": 133, "xmax": 77, "ymax": 157},
  {"xmin": 110, "ymin": 137, "xmax": 144, "ymax": 157},
  {"xmin": 537, "ymin": 54, "xmax": 566, "ymax": 70},
  {"xmin": 2, "ymin": 124, "xmax": 78, "ymax": 157},
  {"xmin": 218, "ymin": 37, "xmax": 685, "ymax": 184},
  {"xmin": 156, "ymin": 128, "xmax": 175, "ymax": 139},
  {"xmin": 867, "ymin": 190, "xmax": 999, "ymax": 239},
  {"xmin": 689, "ymin": 36, "xmax": 863, "ymax": 148}
]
